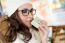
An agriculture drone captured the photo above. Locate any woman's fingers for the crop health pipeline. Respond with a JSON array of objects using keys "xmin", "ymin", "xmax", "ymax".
[
  {"xmin": 40, "ymin": 20, "xmax": 48, "ymax": 26},
  {"xmin": 40, "ymin": 20, "xmax": 48, "ymax": 31},
  {"xmin": 38, "ymin": 20, "xmax": 48, "ymax": 35},
  {"xmin": 38, "ymin": 20, "xmax": 49, "ymax": 43},
  {"xmin": 38, "ymin": 25, "xmax": 48, "ymax": 34}
]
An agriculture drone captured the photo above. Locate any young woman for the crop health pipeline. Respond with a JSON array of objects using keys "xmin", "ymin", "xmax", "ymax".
[{"xmin": 0, "ymin": 0, "xmax": 48, "ymax": 43}]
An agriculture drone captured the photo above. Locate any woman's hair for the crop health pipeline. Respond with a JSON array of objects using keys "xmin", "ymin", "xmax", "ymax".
[{"xmin": 5, "ymin": 9, "xmax": 38, "ymax": 43}]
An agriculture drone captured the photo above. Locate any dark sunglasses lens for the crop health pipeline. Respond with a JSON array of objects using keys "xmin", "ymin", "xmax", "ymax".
[
  {"xmin": 21, "ymin": 8, "xmax": 36, "ymax": 16},
  {"xmin": 22, "ymin": 9, "xmax": 28, "ymax": 13}
]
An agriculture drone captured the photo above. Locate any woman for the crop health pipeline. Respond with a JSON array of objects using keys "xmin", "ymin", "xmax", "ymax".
[{"xmin": 0, "ymin": 0, "xmax": 48, "ymax": 43}]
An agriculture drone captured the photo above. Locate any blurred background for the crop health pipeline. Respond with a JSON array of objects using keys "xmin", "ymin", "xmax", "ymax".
[
  {"xmin": 1, "ymin": 0, "xmax": 65, "ymax": 43},
  {"xmin": 0, "ymin": 0, "xmax": 3, "ymax": 16}
]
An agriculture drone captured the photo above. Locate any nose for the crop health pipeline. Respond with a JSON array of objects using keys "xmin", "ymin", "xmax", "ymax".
[{"xmin": 28, "ymin": 13, "xmax": 33, "ymax": 19}]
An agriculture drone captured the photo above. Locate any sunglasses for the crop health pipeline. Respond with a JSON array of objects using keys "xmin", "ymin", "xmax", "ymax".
[{"xmin": 18, "ymin": 8, "xmax": 36, "ymax": 16}]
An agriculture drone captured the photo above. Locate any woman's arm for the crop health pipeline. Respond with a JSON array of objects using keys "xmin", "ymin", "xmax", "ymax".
[{"xmin": 38, "ymin": 20, "xmax": 48, "ymax": 43}]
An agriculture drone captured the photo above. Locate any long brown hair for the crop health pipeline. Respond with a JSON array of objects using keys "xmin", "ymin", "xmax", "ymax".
[{"xmin": 5, "ymin": 9, "xmax": 38, "ymax": 43}]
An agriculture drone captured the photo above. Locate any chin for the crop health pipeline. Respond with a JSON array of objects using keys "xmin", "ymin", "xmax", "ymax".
[
  {"xmin": 25, "ymin": 23, "xmax": 32, "ymax": 28},
  {"xmin": 27, "ymin": 24, "xmax": 32, "ymax": 28}
]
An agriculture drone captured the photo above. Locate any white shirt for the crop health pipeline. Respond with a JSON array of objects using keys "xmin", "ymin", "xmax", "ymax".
[{"xmin": 13, "ymin": 28, "xmax": 41, "ymax": 43}]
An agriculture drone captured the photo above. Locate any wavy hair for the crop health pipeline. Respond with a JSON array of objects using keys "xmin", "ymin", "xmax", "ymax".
[{"xmin": 5, "ymin": 9, "xmax": 38, "ymax": 43}]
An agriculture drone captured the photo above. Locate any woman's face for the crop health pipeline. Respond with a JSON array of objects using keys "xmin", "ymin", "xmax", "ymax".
[{"xmin": 17, "ymin": 3, "xmax": 35, "ymax": 28}]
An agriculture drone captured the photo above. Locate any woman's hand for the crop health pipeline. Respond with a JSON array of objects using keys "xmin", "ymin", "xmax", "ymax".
[{"xmin": 38, "ymin": 20, "xmax": 48, "ymax": 43}]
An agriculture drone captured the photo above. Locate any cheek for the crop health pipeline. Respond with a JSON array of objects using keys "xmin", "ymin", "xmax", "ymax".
[{"xmin": 18, "ymin": 12, "xmax": 27, "ymax": 22}]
